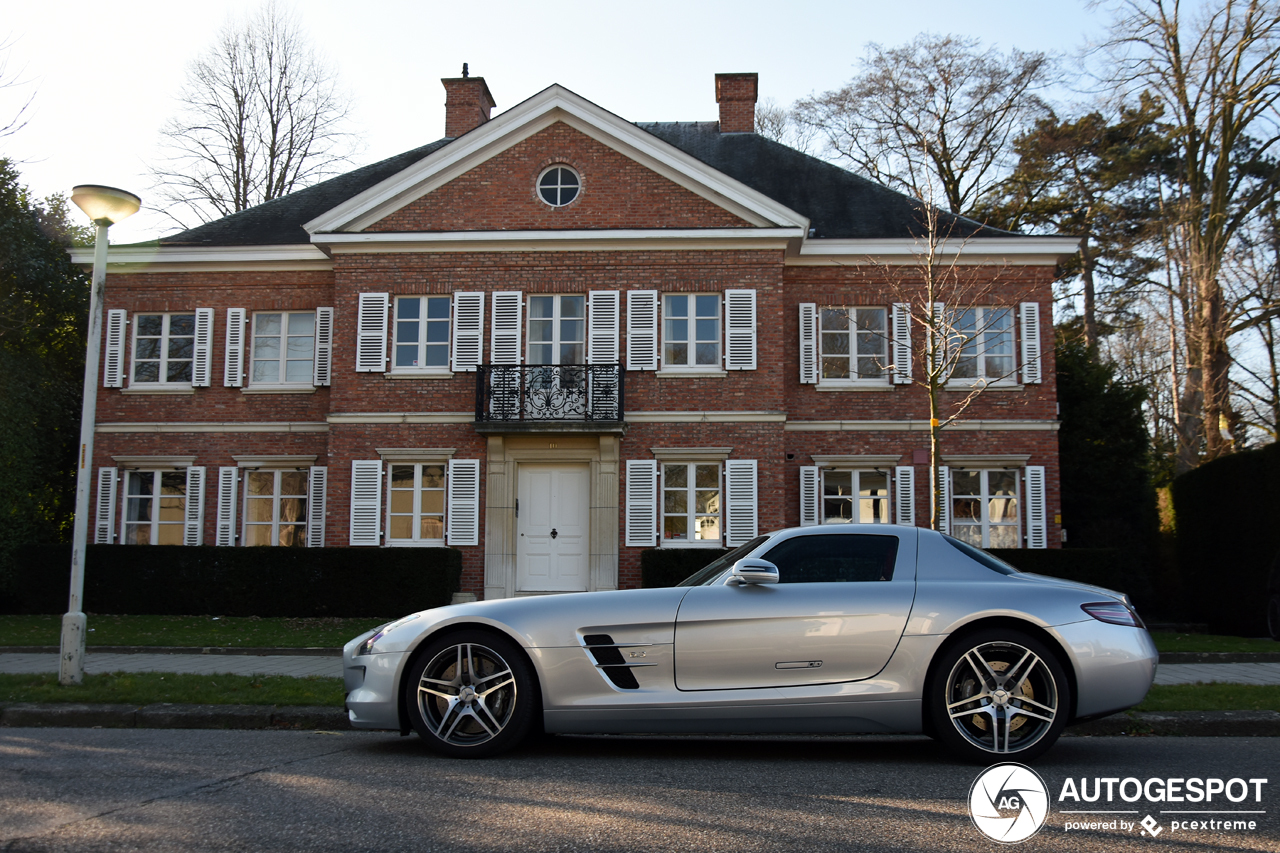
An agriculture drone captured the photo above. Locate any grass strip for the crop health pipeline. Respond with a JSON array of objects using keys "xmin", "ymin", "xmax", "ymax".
[
  {"xmin": 1133, "ymin": 684, "xmax": 1280, "ymax": 713},
  {"xmin": 0, "ymin": 615, "xmax": 388, "ymax": 649},
  {"xmin": 0, "ymin": 672, "xmax": 344, "ymax": 707},
  {"xmin": 1149, "ymin": 632, "xmax": 1280, "ymax": 654}
]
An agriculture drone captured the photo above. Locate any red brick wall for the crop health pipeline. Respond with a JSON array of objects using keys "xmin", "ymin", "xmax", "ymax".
[{"xmin": 369, "ymin": 122, "xmax": 751, "ymax": 232}]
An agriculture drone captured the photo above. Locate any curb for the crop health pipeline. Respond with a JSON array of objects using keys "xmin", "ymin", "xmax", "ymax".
[
  {"xmin": 1158, "ymin": 652, "xmax": 1280, "ymax": 664},
  {"xmin": 0, "ymin": 702, "xmax": 352, "ymax": 730},
  {"xmin": 1068, "ymin": 710, "xmax": 1280, "ymax": 738},
  {"xmin": 0, "ymin": 646, "xmax": 342, "ymax": 657}
]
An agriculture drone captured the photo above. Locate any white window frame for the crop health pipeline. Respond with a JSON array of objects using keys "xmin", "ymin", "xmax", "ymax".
[
  {"xmin": 949, "ymin": 306, "xmax": 1017, "ymax": 385},
  {"xmin": 241, "ymin": 468, "xmax": 310, "ymax": 547},
  {"xmin": 386, "ymin": 461, "xmax": 449, "ymax": 546},
  {"xmin": 392, "ymin": 295, "xmax": 452, "ymax": 373},
  {"xmin": 820, "ymin": 469, "xmax": 893, "ymax": 524},
  {"xmin": 527, "ymin": 294, "xmax": 586, "ymax": 366},
  {"xmin": 660, "ymin": 461, "xmax": 723, "ymax": 548},
  {"xmin": 120, "ymin": 470, "xmax": 187, "ymax": 546},
  {"xmin": 130, "ymin": 312, "xmax": 197, "ymax": 386},
  {"xmin": 537, "ymin": 165, "xmax": 581, "ymax": 207},
  {"xmin": 818, "ymin": 306, "xmax": 892, "ymax": 385},
  {"xmin": 950, "ymin": 468, "xmax": 1022, "ymax": 549},
  {"xmin": 661, "ymin": 293, "xmax": 722, "ymax": 370},
  {"xmin": 249, "ymin": 311, "xmax": 317, "ymax": 387}
]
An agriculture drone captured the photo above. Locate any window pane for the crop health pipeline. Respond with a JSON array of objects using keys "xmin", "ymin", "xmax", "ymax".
[
  {"xmin": 247, "ymin": 472, "xmax": 274, "ymax": 495},
  {"xmin": 424, "ymin": 345, "xmax": 448, "ymax": 367},
  {"xmin": 166, "ymin": 361, "xmax": 192, "ymax": 383},
  {"xmin": 420, "ymin": 517, "xmax": 444, "ymax": 540},
  {"xmin": 665, "ymin": 295, "xmax": 688, "ymax": 318},
  {"xmin": 820, "ymin": 308, "xmax": 849, "ymax": 331},
  {"xmin": 422, "ymin": 465, "xmax": 445, "ymax": 488},
  {"xmin": 254, "ymin": 336, "xmax": 281, "ymax": 359},
  {"xmin": 695, "ymin": 295, "xmax": 718, "ymax": 317},
  {"xmin": 246, "ymin": 498, "xmax": 274, "ymax": 522},
  {"xmin": 135, "ymin": 338, "xmax": 160, "ymax": 359},
  {"xmin": 664, "ymin": 342, "xmax": 687, "ymax": 365},
  {"xmin": 856, "ymin": 308, "xmax": 885, "ymax": 332},
  {"xmin": 169, "ymin": 315, "xmax": 196, "ymax": 336},
  {"xmin": 426, "ymin": 297, "xmax": 449, "ymax": 319},
  {"xmin": 821, "ymin": 357, "xmax": 849, "ymax": 379},
  {"xmin": 390, "ymin": 490, "xmax": 413, "ymax": 513},
  {"xmin": 822, "ymin": 333, "xmax": 849, "ymax": 355},
  {"xmin": 244, "ymin": 525, "xmax": 273, "ymax": 546},
  {"xmin": 952, "ymin": 498, "xmax": 981, "ymax": 521},
  {"xmin": 389, "ymin": 515, "xmax": 413, "ymax": 539},
  {"xmin": 256, "ymin": 314, "xmax": 282, "ymax": 335},
  {"xmin": 860, "ymin": 472, "xmax": 887, "ymax": 495},
  {"xmin": 989, "ymin": 471, "xmax": 1017, "ymax": 495},
  {"xmin": 127, "ymin": 497, "xmax": 153, "ymax": 523},
  {"xmin": 279, "ymin": 525, "xmax": 306, "ymax": 547},
  {"xmin": 665, "ymin": 318, "xmax": 688, "ymax": 342},
  {"xmin": 136, "ymin": 315, "xmax": 163, "ymax": 335},
  {"xmin": 952, "ymin": 471, "xmax": 981, "ymax": 495},
  {"xmin": 421, "ymin": 490, "xmax": 445, "ymax": 514},
  {"xmin": 286, "ymin": 335, "xmax": 313, "ymax": 358},
  {"xmin": 823, "ymin": 498, "xmax": 853, "ymax": 522},
  {"xmin": 425, "ymin": 322, "xmax": 448, "ymax": 343},
  {"xmin": 664, "ymin": 515, "xmax": 688, "ymax": 540},
  {"xmin": 395, "ymin": 346, "xmax": 418, "ymax": 367},
  {"xmin": 954, "ymin": 525, "xmax": 983, "ymax": 547},
  {"xmin": 285, "ymin": 360, "xmax": 312, "ymax": 383},
  {"xmin": 859, "ymin": 497, "xmax": 888, "ymax": 523},
  {"xmin": 397, "ymin": 298, "xmax": 420, "ymax": 319},
  {"xmin": 168, "ymin": 337, "xmax": 193, "ymax": 360},
  {"xmin": 695, "ymin": 342, "xmax": 718, "ymax": 365},
  {"xmin": 988, "ymin": 497, "xmax": 1018, "ymax": 523},
  {"xmin": 664, "ymin": 489, "xmax": 688, "ymax": 514},
  {"xmin": 695, "ymin": 516, "xmax": 720, "ymax": 541},
  {"xmin": 288, "ymin": 313, "xmax": 315, "ymax": 335},
  {"xmin": 695, "ymin": 490, "xmax": 718, "ymax": 513},
  {"xmin": 664, "ymin": 465, "xmax": 687, "ymax": 487},
  {"xmin": 824, "ymin": 471, "xmax": 851, "ymax": 495},
  {"xmin": 529, "ymin": 296, "xmax": 554, "ymax": 319},
  {"xmin": 134, "ymin": 362, "xmax": 159, "ymax": 382},
  {"xmin": 124, "ymin": 524, "xmax": 150, "ymax": 545},
  {"xmin": 157, "ymin": 525, "xmax": 184, "ymax": 546},
  {"xmin": 279, "ymin": 498, "xmax": 306, "ymax": 523},
  {"xmin": 252, "ymin": 361, "xmax": 279, "ymax": 382},
  {"xmin": 988, "ymin": 526, "xmax": 1019, "ymax": 549},
  {"xmin": 280, "ymin": 472, "xmax": 307, "ymax": 495}
]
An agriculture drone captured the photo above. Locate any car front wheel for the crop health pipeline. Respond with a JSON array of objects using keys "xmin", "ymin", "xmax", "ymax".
[
  {"xmin": 405, "ymin": 630, "xmax": 537, "ymax": 758},
  {"xmin": 929, "ymin": 629, "xmax": 1070, "ymax": 763}
]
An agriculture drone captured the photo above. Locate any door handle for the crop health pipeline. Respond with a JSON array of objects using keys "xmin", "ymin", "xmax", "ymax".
[{"xmin": 550, "ymin": 528, "xmax": 558, "ymax": 539}]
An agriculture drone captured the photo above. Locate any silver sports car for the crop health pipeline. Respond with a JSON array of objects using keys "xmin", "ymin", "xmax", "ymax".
[{"xmin": 343, "ymin": 524, "xmax": 1157, "ymax": 762}]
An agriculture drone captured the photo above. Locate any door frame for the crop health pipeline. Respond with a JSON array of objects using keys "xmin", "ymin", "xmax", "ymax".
[{"xmin": 482, "ymin": 433, "xmax": 620, "ymax": 600}]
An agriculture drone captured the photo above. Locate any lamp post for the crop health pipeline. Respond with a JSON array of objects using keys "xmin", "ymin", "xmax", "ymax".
[{"xmin": 61, "ymin": 185, "xmax": 141, "ymax": 686}]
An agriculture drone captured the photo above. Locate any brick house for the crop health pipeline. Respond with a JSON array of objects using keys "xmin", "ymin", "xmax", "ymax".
[{"xmin": 76, "ymin": 72, "xmax": 1076, "ymax": 601}]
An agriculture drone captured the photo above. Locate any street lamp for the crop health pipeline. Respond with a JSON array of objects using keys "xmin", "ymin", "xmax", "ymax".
[{"xmin": 61, "ymin": 185, "xmax": 141, "ymax": 686}]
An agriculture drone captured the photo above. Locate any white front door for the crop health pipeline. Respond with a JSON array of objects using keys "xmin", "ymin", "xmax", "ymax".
[{"xmin": 517, "ymin": 463, "xmax": 590, "ymax": 592}]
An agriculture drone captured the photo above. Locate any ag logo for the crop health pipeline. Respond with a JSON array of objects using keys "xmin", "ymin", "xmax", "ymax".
[{"xmin": 969, "ymin": 763, "xmax": 1050, "ymax": 843}]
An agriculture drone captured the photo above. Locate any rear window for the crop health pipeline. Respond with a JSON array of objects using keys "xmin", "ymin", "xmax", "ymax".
[{"xmin": 942, "ymin": 535, "xmax": 1020, "ymax": 575}]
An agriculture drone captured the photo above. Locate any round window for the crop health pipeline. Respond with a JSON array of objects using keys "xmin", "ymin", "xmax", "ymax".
[{"xmin": 537, "ymin": 166, "xmax": 580, "ymax": 207}]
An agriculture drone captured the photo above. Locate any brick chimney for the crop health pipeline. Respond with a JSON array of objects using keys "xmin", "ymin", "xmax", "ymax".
[
  {"xmin": 715, "ymin": 72, "xmax": 758, "ymax": 133},
  {"xmin": 441, "ymin": 65, "xmax": 496, "ymax": 138}
]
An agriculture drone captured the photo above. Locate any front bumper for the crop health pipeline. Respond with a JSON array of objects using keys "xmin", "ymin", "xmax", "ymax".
[{"xmin": 343, "ymin": 631, "xmax": 405, "ymax": 731}]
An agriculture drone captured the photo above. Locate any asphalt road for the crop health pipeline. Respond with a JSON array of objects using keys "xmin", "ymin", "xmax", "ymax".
[{"xmin": 1, "ymin": 729, "xmax": 1277, "ymax": 852}]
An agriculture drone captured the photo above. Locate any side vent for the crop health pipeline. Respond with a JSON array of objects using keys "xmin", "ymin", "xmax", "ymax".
[{"xmin": 582, "ymin": 634, "xmax": 640, "ymax": 690}]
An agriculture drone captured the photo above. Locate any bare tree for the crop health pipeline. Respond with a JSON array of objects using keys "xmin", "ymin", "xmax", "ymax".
[
  {"xmin": 0, "ymin": 36, "xmax": 33, "ymax": 139},
  {"xmin": 793, "ymin": 33, "xmax": 1054, "ymax": 216},
  {"xmin": 150, "ymin": 1, "xmax": 357, "ymax": 228},
  {"xmin": 1098, "ymin": 0, "xmax": 1280, "ymax": 469},
  {"xmin": 754, "ymin": 97, "xmax": 819, "ymax": 154}
]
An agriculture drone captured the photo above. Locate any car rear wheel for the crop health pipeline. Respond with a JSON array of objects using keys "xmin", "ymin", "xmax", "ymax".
[
  {"xmin": 405, "ymin": 630, "xmax": 536, "ymax": 758},
  {"xmin": 1267, "ymin": 595, "xmax": 1280, "ymax": 641},
  {"xmin": 929, "ymin": 629, "xmax": 1070, "ymax": 763}
]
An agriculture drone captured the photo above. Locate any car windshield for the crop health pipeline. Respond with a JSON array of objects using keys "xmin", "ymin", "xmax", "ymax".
[
  {"xmin": 941, "ymin": 534, "xmax": 1020, "ymax": 575},
  {"xmin": 676, "ymin": 535, "xmax": 771, "ymax": 586}
]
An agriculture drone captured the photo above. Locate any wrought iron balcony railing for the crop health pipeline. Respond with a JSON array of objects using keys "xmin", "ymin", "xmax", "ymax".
[{"xmin": 475, "ymin": 364, "xmax": 624, "ymax": 423}]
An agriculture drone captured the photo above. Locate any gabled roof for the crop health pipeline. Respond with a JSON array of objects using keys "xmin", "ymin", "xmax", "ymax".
[{"xmin": 154, "ymin": 90, "xmax": 1014, "ymax": 248}]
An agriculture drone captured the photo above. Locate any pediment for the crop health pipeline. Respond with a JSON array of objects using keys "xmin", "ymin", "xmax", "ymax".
[{"xmin": 304, "ymin": 85, "xmax": 809, "ymax": 236}]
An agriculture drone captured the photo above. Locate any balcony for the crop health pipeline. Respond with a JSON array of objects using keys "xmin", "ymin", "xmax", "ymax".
[{"xmin": 474, "ymin": 364, "xmax": 625, "ymax": 432}]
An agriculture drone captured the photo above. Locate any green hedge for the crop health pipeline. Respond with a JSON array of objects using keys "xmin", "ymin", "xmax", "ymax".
[
  {"xmin": 640, "ymin": 548, "xmax": 732, "ymax": 588},
  {"xmin": 2, "ymin": 544, "xmax": 461, "ymax": 618},
  {"xmin": 1172, "ymin": 443, "xmax": 1280, "ymax": 636},
  {"xmin": 988, "ymin": 548, "xmax": 1153, "ymax": 608}
]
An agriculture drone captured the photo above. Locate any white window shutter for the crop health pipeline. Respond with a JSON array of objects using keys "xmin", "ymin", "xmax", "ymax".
[
  {"xmin": 894, "ymin": 466, "xmax": 915, "ymax": 526},
  {"xmin": 625, "ymin": 460, "xmax": 658, "ymax": 547},
  {"xmin": 451, "ymin": 292, "xmax": 484, "ymax": 372},
  {"xmin": 224, "ymin": 308, "xmax": 246, "ymax": 387},
  {"xmin": 216, "ymin": 467, "xmax": 238, "ymax": 546},
  {"xmin": 1025, "ymin": 465, "xmax": 1047, "ymax": 549},
  {"xmin": 183, "ymin": 466, "xmax": 206, "ymax": 545},
  {"xmin": 930, "ymin": 302, "xmax": 950, "ymax": 382},
  {"xmin": 307, "ymin": 466, "xmax": 327, "ymax": 547},
  {"xmin": 446, "ymin": 459, "xmax": 481, "ymax": 546},
  {"xmin": 724, "ymin": 459, "xmax": 759, "ymax": 546},
  {"xmin": 490, "ymin": 292, "xmax": 523, "ymax": 365},
  {"xmin": 626, "ymin": 290, "xmax": 659, "ymax": 371},
  {"xmin": 934, "ymin": 465, "xmax": 951, "ymax": 535},
  {"xmin": 799, "ymin": 466, "xmax": 820, "ymax": 527},
  {"xmin": 1020, "ymin": 302, "xmax": 1042, "ymax": 384},
  {"xmin": 892, "ymin": 303, "xmax": 913, "ymax": 384},
  {"xmin": 313, "ymin": 307, "xmax": 334, "ymax": 386},
  {"xmin": 103, "ymin": 310, "xmax": 127, "ymax": 388},
  {"xmin": 349, "ymin": 460, "xmax": 383, "ymax": 546},
  {"xmin": 191, "ymin": 308, "xmax": 214, "ymax": 387},
  {"xmin": 588, "ymin": 291, "xmax": 620, "ymax": 364},
  {"xmin": 724, "ymin": 289, "xmax": 757, "ymax": 370},
  {"xmin": 355, "ymin": 292, "xmax": 389, "ymax": 372},
  {"xmin": 798, "ymin": 303, "xmax": 818, "ymax": 384},
  {"xmin": 94, "ymin": 467, "xmax": 118, "ymax": 543}
]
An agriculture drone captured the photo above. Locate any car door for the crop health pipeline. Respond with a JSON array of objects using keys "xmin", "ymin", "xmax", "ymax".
[{"xmin": 673, "ymin": 529, "xmax": 917, "ymax": 690}]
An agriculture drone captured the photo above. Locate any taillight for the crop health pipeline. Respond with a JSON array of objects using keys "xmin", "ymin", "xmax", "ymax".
[{"xmin": 1082, "ymin": 601, "xmax": 1145, "ymax": 628}]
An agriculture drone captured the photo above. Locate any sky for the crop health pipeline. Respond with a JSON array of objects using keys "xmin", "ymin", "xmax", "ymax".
[{"xmin": 1, "ymin": 0, "xmax": 1110, "ymax": 245}]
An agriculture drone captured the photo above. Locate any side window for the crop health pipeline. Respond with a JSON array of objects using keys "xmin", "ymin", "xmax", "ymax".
[
  {"xmin": 762, "ymin": 534, "xmax": 899, "ymax": 583},
  {"xmin": 394, "ymin": 296, "xmax": 451, "ymax": 370}
]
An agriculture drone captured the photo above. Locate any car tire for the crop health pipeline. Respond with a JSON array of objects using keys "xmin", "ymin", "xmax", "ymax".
[
  {"xmin": 1268, "ymin": 595, "xmax": 1280, "ymax": 642},
  {"xmin": 928, "ymin": 628, "xmax": 1070, "ymax": 764},
  {"xmin": 404, "ymin": 630, "xmax": 537, "ymax": 758}
]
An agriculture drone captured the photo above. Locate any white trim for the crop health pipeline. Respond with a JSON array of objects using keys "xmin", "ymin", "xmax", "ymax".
[
  {"xmin": 97, "ymin": 421, "xmax": 328, "ymax": 433},
  {"xmin": 239, "ymin": 386, "xmax": 317, "ymax": 395},
  {"xmin": 377, "ymin": 447, "xmax": 458, "ymax": 461},
  {"xmin": 119, "ymin": 386, "xmax": 197, "ymax": 395},
  {"xmin": 654, "ymin": 369, "xmax": 727, "ymax": 378},
  {"xmin": 792, "ymin": 236, "xmax": 1081, "ymax": 266},
  {"xmin": 327, "ymin": 412, "xmax": 473, "ymax": 424},
  {"xmin": 111, "ymin": 455, "xmax": 197, "ymax": 469},
  {"xmin": 69, "ymin": 244, "xmax": 332, "ymax": 272},
  {"xmin": 382, "ymin": 370, "xmax": 454, "ymax": 380},
  {"xmin": 784, "ymin": 419, "xmax": 1060, "ymax": 432},
  {"xmin": 320, "ymin": 230, "xmax": 801, "ymax": 254},
  {"xmin": 810, "ymin": 455, "xmax": 903, "ymax": 468},
  {"xmin": 650, "ymin": 447, "xmax": 734, "ymax": 462},
  {"xmin": 943, "ymin": 454, "xmax": 1033, "ymax": 468},
  {"xmin": 233, "ymin": 454, "xmax": 318, "ymax": 468},
  {"xmin": 305, "ymin": 85, "xmax": 810, "ymax": 233},
  {"xmin": 814, "ymin": 383, "xmax": 894, "ymax": 392}
]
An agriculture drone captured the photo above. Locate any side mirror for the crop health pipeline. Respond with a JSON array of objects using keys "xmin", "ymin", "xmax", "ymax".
[{"xmin": 729, "ymin": 558, "xmax": 779, "ymax": 585}]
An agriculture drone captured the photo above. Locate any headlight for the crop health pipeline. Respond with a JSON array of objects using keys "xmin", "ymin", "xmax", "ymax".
[
  {"xmin": 355, "ymin": 614, "xmax": 420, "ymax": 656},
  {"xmin": 1081, "ymin": 601, "xmax": 1146, "ymax": 628}
]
